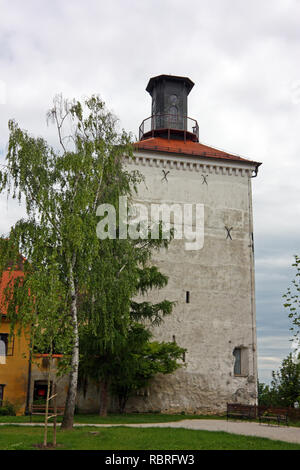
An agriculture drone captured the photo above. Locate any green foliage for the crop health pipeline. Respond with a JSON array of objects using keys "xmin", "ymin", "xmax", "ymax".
[
  {"xmin": 109, "ymin": 327, "xmax": 186, "ymax": 413},
  {"xmin": 0, "ymin": 412, "xmax": 226, "ymax": 424},
  {"xmin": 270, "ymin": 353, "xmax": 300, "ymax": 407},
  {"xmin": 79, "ymin": 231, "xmax": 182, "ymax": 414},
  {"xmin": 283, "ymin": 254, "xmax": 300, "ymax": 339},
  {"xmin": 0, "ymin": 426, "xmax": 299, "ymax": 450},
  {"xmin": 32, "ymin": 398, "xmax": 47, "ymax": 405},
  {"xmin": 0, "ymin": 94, "xmax": 142, "ymax": 427},
  {"xmin": 0, "ymin": 94, "xmax": 140, "ymax": 347},
  {"xmin": 0, "ymin": 401, "xmax": 16, "ymax": 416},
  {"xmin": 258, "ymin": 353, "xmax": 300, "ymax": 407},
  {"xmin": 80, "ymin": 320, "xmax": 185, "ymax": 414},
  {"xmin": 257, "ymin": 380, "xmax": 277, "ymax": 406}
]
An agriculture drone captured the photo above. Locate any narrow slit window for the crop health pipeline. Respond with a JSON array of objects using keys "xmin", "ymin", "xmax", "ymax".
[
  {"xmin": 233, "ymin": 348, "xmax": 241, "ymax": 375},
  {"xmin": 186, "ymin": 291, "xmax": 190, "ymax": 303}
]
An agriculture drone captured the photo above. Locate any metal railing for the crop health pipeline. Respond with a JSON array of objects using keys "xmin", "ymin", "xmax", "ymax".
[{"xmin": 139, "ymin": 114, "xmax": 199, "ymax": 141}]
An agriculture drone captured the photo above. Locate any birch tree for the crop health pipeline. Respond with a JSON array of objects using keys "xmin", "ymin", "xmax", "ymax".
[
  {"xmin": 0, "ymin": 95, "xmax": 140, "ymax": 429},
  {"xmin": 283, "ymin": 255, "xmax": 300, "ymax": 342}
]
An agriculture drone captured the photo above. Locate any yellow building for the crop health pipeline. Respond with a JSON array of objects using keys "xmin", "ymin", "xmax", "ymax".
[
  {"xmin": 0, "ymin": 267, "xmax": 99, "ymax": 415},
  {"xmin": 0, "ymin": 267, "xmax": 65, "ymax": 415},
  {"xmin": 0, "ymin": 267, "xmax": 31, "ymax": 414}
]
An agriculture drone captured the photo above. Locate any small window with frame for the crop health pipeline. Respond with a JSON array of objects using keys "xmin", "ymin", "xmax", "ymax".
[
  {"xmin": 0, "ymin": 334, "xmax": 8, "ymax": 364},
  {"xmin": 0, "ymin": 334, "xmax": 14, "ymax": 363},
  {"xmin": 233, "ymin": 348, "xmax": 241, "ymax": 375},
  {"xmin": 233, "ymin": 347, "xmax": 249, "ymax": 376}
]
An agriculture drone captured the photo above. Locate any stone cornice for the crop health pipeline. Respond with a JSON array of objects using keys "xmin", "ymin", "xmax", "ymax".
[{"xmin": 125, "ymin": 150, "xmax": 256, "ymax": 177}]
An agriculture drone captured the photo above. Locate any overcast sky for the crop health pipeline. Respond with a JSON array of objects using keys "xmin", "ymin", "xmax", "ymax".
[{"xmin": 1, "ymin": 0, "xmax": 300, "ymax": 384}]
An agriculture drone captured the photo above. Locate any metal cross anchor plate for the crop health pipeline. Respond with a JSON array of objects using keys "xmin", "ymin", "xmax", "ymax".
[
  {"xmin": 161, "ymin": 170, "xmax": 170, "ymax": 182},
  {"xmin": 201, "ymin": 174, "xmax": 208, "ymax": 185},
  {"xmin": 225, "ymin": 226, "xmax": 233, "ymax": 240}
]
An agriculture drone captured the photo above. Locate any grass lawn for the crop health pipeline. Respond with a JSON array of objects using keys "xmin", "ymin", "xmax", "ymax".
[
  {"xmin": 0, "ymin": 413, "xmax": 227, "ymax": 424},
  {"xmin": 0, "ymin": 425, "xmax": 299, "ymax": 450},
  {"xmin": 1, "ymin": 412, "xmax": 299, "ymax": 429}
]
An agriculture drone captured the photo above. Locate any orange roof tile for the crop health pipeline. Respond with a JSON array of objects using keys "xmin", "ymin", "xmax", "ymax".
[
  {"xmin": 0, "ymin": 269, "xmax": 24, "ymax": 317},
  {"xmin": 134, "ymin": 137, "xmax": 261, "ymax": 167}
]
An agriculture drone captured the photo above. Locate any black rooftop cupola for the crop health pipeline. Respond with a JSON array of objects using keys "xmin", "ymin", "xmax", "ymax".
[{"xmin": 139, "ymin": 74, "xmax": 199, "ymax": 142}]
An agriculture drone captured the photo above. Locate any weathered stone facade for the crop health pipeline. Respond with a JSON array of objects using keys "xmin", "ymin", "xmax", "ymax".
[{"xmin": 122, "ymin": 150, "xmax": 258, "ymax": 414}]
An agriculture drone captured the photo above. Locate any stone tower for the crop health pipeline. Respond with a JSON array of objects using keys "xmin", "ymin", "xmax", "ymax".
[{"xmin": 124, "ymin": 74, "xmax": 261, "ymax": 414}]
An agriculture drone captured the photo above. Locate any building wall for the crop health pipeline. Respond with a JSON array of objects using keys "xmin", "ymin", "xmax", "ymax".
[
  {"xmin": 0, "ymin": 264, "xmax": 101, "ymax": 415},
  {"xmin": 0, "ymin": 319, "xmax": 29, "ymax": 415},
  {"xmin": 28, "ymin": 359, "xmax": 101, "ymax": 414},
  {"xmin": 0, "ymin": 149, "xmax": 258, "ymax": 416},
  {"xmin": 0, "ymin": 340, "xmax": 101, "ymax": 415},
  {"xmin": 122, "ymin": 150, "xmax": 258, "ymax": 414}
]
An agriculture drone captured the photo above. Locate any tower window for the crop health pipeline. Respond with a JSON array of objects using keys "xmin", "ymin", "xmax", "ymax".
[
  {"xmin": 233, "ymin": 347, "xmax": 249, "ymax": 376},
  {"xmin": 186, "ymin": 291, "xmax": 190, "ymax": 303},
  {"xmin": 233, "ymin": 348, "xmax": 241, "ymax": 375},
  {"xmin": 169, "ymin": 106, "xmax": 178, "ymax": 123}
]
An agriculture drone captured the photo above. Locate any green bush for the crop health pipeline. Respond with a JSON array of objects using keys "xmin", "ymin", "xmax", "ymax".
[
  {"xmin": 0, "ymin": 401, "xmax": 16, "ymax": 416},
  {"xmin": 32, "ymin": 398, "xmax": 46, "ymax": 405}
]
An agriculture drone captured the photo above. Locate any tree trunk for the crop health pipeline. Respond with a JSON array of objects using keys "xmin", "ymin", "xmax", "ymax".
[
  {"xmin": 99, "ymin": 380, "xmax": 109, "ymax": 416},
  {"xmin": 61, "ymin": 260, "xmax": 79, "ymax": 430},
  {"xmin": 52, "ymin": 382, "xmax": 57, "ymax": 447},
  {"xmin": 119, "ymin": 393, "xmax": 128, "ymax": 414},
  {"xmin": 43, "ymin": 346, "xmax": 53, "ymax": 446}
]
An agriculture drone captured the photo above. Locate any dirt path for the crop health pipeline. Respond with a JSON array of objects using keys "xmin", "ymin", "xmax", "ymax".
[
  {"xmin": 128, "ymin": 419, "xmax": 300, "ymax": 445},
  {"xmin": 1, "ymin": 419, "xmax": 300, "ymax": 445}
]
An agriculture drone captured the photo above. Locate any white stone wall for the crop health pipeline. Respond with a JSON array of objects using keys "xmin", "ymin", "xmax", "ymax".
[{"xmin": 123, "ymin": 150, "xmax": 258, "ymax": 414}]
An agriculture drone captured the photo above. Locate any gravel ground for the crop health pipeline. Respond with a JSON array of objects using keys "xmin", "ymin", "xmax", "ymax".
[
  {"xmin": 1, "ymin": 419, "xmax": 300, "ymax": 445},
  {"xmin": 131, "ymin": 419, "xmax": 300, "ymax": 445}
]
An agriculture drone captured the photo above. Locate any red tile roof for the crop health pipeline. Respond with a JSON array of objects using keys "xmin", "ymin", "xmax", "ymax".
[
  {"xmin": 134, "ymin": 137, "xmax": 261, "ymax": 166},
  {"xmin": 0, "ymin": 269, "xmax": 24, "ymax": 316}
]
